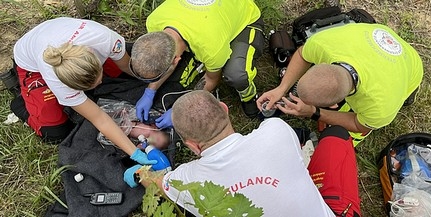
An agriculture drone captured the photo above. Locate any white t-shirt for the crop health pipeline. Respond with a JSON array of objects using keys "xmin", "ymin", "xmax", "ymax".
[
  {"xmin": 13, "ymin": 17, "xmax": 126, "ymax": 106},
  {"xmin": 163, "ymin": 118, "xmax": 334, "ymax": 217}
]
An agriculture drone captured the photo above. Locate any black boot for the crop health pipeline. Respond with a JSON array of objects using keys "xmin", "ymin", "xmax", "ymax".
[
  {"xmin": 241, "ymin": 95, "xmax": 260, "ymax": 118},
  {"xmin": 0, "ymin": 68, "xmax": 20, "ymax": 97}
]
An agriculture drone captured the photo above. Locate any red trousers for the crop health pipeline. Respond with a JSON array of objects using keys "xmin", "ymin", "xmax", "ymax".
[{"xmin": 308, "ymin": 126, "xmax": 361, "ymax": 217}]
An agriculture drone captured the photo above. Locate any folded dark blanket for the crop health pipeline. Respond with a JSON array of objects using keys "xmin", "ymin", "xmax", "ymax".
[{"xmin": 49, "ymin": 120, "xmax": 145, "ymax": 217}]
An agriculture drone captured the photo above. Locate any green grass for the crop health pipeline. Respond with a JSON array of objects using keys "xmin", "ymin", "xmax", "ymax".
[{"xmin": 1, "ymin": 0, "xmax": 431, "ymax": 216}]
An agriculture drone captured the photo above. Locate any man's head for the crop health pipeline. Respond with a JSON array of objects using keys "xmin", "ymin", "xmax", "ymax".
[
  {"xmin": 297, "ymin": 63, "xmax": 352, "ymax": 107},
  {"xmin": 130, "ymin": 31, "xmax": 176, "ymax": 81},
  {"xmin": 172, "ymin": 90, "xmax": 233, "ymax": 154}
]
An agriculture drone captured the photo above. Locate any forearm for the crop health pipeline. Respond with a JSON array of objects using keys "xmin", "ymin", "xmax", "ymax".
[
  {"xmin": 73, "ymin": 99, "xmax": 138, "ymax": 156},
  {"xmin": 318, "ymin": 109, "xmax": 371, "ymax": 134},
  {"xmin": 278, "ymin": 46, "xmax": 311, "ymax": 93},
  {"xmin": 203, "ymin": 70, "xmax": 221, "ymax": 92},
  {"xmin": 114, "ymin": 53, "xmax": 132, "ymax": 75},
  {"xmin": 94, "ymin": 112, "xmax": 138, "ymax": 155}
]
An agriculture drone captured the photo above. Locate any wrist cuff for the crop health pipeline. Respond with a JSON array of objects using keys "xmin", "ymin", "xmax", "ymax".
[{"xmin": 311, "ymin": 107, "xmax": 321, "ymax": 121}]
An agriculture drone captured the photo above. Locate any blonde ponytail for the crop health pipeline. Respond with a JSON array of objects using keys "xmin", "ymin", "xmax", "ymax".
[{"xmin": 43, "ymin": 43, "xmax": 102, "ymax": 90}]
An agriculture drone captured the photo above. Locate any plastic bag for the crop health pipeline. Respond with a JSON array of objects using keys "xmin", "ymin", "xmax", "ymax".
[
  {"xmin": 97, "ymin": 98, "xmax": 137, "ymax": 147},
  {"xmin": 390, "ymin": 183, "xmax": 431, "ymax": 217}
]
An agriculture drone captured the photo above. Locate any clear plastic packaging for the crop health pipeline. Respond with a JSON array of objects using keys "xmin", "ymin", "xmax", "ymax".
[
  {"xmin": 389, "ymin": 143, "xmax": 431, "ymax": 216},
  {"xmin": 390, "ymin": 183, "xmax": 431, "ymax": 216},
  {"xmin": 97, "ymin": 98, "xmax": 137, "ymax": 147}
]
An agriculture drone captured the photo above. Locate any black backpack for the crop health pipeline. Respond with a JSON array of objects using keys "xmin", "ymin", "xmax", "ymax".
[{"xmin": 268, "ymin": 7, "xmax": 376, "ymax": 68}]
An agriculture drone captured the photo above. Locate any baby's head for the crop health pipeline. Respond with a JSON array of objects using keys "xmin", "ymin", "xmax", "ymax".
[
  {"xmin": 146, "ymin": 131, "xmax": 169, "ymax": 149},
  {"xmin": 129, "ymin": 122, "xmax": 170, "ymax": 150}
]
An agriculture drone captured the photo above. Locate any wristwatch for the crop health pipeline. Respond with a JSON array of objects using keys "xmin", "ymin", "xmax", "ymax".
[
  {"xmin": 311, "ymin": 107, "xmax": 321, "ymax": 121},
  {"xmin": 133, "ymin": 172, "xmax": 140, "ymax": 184}
]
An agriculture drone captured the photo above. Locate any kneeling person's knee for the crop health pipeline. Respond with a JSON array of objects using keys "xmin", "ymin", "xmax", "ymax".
[
  {"xmin": 40, "ymin": 120, "xmax": 76, "ymax": 143},
  {"xmin": 319, "ymin": 125, "xmax": 350, "ymax": 141}
]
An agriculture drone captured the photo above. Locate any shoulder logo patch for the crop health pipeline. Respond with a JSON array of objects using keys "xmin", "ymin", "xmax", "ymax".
[
  {"xmin": 372, "ymin": 29, "xmax": 402, "ymax": 56},
  {"xmin": 112, "ymin": 39, "xmax": 123, "ymax": 53}
]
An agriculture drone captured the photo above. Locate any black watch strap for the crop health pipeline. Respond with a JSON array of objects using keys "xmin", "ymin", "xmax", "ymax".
[
  {"xmin": 133, "ymin": 173, "xmax": 140, "ymax": 184},
  {"xmin": 311, "ymin": 107, "xmax": 321, "ymax": 121}
]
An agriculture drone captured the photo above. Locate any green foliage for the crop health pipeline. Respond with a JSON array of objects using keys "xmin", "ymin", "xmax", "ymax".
[
  {"xmin": 153, "ymin": 201, "xmax": 176, "ymax": 217},
  {"xmin": 254, "ymin": 0, "xmax": 286, "ymax": 31},
  {"xmin": 98, "ymin": 0, "xmax": 165, "ymax": 26},
  {"xmin": 397, "ymin": 12, "xmax": 418, "ymax": 43},
  {"xmin": 142, "ymin": 181, "xmax": 163, "ymax": 215},
  {"xmin": 30, "ymin": 0, "xmax": 73, "ymax": 19}
]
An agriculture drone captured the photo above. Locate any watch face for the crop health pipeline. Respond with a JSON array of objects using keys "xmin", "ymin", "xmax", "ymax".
[{"xmin": 97, "ymin": 195, "xmax": 105, "ymax": 202}]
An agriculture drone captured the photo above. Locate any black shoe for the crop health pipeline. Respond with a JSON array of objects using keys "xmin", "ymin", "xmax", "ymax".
[
  {"xmin": 241, "ymin": 97, "xmax": 259, "ymax": 118},
  {"xmin": 0, "ymin": 68, "xmax": 21, "ymax": 97},
  {"xmin": 403, "ymin": 88, "xmax": 418, "ymax": 106}
]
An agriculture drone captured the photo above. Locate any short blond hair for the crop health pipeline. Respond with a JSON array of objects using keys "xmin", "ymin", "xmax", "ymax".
[
  {"xmin": 172, "ymin": 90, "xmax": 230, "ymax": 145},
  {"xmin": 43, "ymin": 42, "xmax": 102, "ymax": 90},
  {"xmin": 297, "ymin": 63, "xmax": 351, "ymax": 107},
  {"xmin": 131, "ymin": 32, "xmax": 176, "ymax": 79}
]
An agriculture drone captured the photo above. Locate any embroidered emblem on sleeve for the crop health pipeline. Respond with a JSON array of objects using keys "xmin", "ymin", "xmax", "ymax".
[{"xmin": 112, "ymin": 39, "xmax": 123, "ymax": 53}]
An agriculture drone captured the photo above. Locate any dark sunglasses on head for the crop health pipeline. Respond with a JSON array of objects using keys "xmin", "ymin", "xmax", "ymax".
[{"xmin": 129, "ymin": 58, "xmax": 170, "ymax": 83}]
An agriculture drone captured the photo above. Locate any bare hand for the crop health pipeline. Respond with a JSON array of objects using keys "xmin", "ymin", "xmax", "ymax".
[
  {"xmin": 276, "ymin": 93, "xmax": 315, "ymax": 118},
  {"xmin": 256, "ymin": 87, "xmax": 286, "ymax": 111}
]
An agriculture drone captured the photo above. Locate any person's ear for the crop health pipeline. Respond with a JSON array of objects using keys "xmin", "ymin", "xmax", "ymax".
[
  {"xmin": 184, "ymin": 140, "xmax": 202, "ymax": 156},
  {"xmin": 219, "ymin": 102, "xmax": 229, "ymax": 114},
  {"xmin": 329, "ymin": 104, "xmax": 339, "ymax": 109},
  {"xmin": 173, "ymin": 56, "xmax": 182, "ymax": 65}
]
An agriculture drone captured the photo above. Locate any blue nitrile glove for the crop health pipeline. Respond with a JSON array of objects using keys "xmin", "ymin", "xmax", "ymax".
[
  {"xmin": 155, "ymin": 108, "xmax": 173, "ymax": 129},
  {"xmin": 136, "ymin": 88, "xmax": 157, "ymax": 122},
  {"xmin": 130, "ymin": 149, "xmax": 158, "ymax": 165},
  {"xmin": 123, "ymin": 164, "xmax": 142, "ymax": 188}
]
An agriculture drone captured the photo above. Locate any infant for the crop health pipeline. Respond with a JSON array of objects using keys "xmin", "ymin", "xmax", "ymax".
[{"xmin": 128, "ymin": 121, "xmax": 169, "ymax": 150}]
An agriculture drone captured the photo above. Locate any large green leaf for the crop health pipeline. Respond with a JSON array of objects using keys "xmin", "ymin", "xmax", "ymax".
[
  {"xmin": 143, "ymin": 183, "xmax": 162, "ymax": 216},
  {"xmin": 191, "ymin": 181, "xmax": 231, "ymax": 216},
  {"xmin": 223, "ymin": 193, "xmax": 264, "ymax": 217},
  {"xmin": 153, "ymin": 201, "xmax": 176, "ymax": 217}
]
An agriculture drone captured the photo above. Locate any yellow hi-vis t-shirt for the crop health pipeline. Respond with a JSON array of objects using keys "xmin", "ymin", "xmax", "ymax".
[
  {"xmin": 302, "ymin": 23, "xmax": 423, "ymax": 129},
  {"xmin": 146, "ymin": 0, "xmax": 261, "ymax": 72}
]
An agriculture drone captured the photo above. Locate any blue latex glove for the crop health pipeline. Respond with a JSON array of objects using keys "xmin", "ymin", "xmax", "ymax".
[
  {"xmin": 155, "ymin": 108, "xmax": 173, "ymax": 129},
  {"xmin": 130, "ymin": 149, "xmax": 158, "ymax": 165},
  {"xmin": 123, "ymin": 164, "xmax": 142, "ymax": 188},
  {"xmin": 136, "ymin": 88, "xmax": 156, "ymax": 122}
]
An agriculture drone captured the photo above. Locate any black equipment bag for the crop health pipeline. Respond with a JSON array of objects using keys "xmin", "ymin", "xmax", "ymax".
[
  {"xmin": 268, "ymin": 7, "xmax": 376, "ymax": 68},
  {"xmin": 292, "ymin": 6, "xmax": 376, "ymax": 47}
]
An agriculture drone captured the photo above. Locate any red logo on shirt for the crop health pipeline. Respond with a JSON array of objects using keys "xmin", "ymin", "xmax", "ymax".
[
  {"xmin": 68, "ymin": 21, "xmax": 87, "ymax": 42},
  {"xmin": 229, "ymin": 176, "xmax": 280, "ymax": 193}
]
